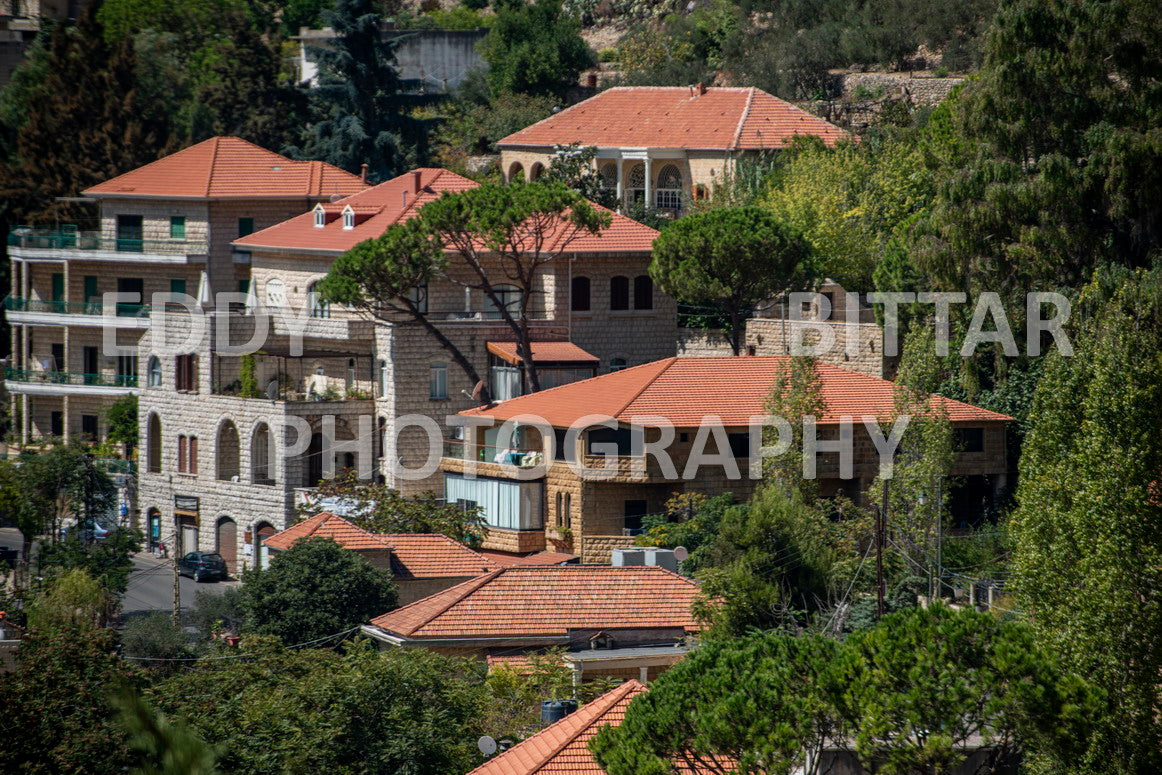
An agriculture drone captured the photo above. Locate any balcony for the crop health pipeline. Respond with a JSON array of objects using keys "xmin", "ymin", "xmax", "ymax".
[
  {"xmin": 4, "ymin": 368, "xmax": 138, "ymax": 396},
  {"xmin": 3, "ymin": 296, "xmax": 152, "ymax": 328},
  {"xmin": 7, "ymin": 227, "xmax": 208, "ymax": 264}
]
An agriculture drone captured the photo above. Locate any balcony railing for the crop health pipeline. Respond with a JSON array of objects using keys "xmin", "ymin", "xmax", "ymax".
[
  {"xmin": 443, "ymin": 440, "xmax": 546, "ymax": 465},
  {"xmin": 4, "ymin": 296, "xmax": 151, "ymax": 318},
  {"xmin": 4, "ymin": 368, "xmax": 138, "ymax": 388},
  {"xmin": 7, "ymin": 226, "xmax": 203, "ymax": 256},
  {"xmin": 0, "ymin": 451, "xmax": 137, "ymax": 474}
]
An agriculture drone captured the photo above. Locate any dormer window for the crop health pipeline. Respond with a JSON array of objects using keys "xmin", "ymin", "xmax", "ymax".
[
  {"xmin": 313, "ymin": 204, "xmax": 326, "ymax": 228},
  {"xmin": 342, "ymin": 205, "xmax": 355, "ymax": 230}
]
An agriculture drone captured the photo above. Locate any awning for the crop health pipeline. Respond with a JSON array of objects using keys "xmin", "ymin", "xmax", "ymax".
[{"xmin": 486, "ymin": 341, "xmax": 599, "ymax": 366}]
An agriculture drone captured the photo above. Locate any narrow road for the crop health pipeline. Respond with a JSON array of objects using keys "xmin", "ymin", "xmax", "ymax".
[{"xmin": 121, "ymin": 553, "xmax": 239, "ymax": 620}]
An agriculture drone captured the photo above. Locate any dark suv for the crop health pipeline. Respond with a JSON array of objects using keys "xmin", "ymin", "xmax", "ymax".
[{"xmin": 177, "ymin": 552, "xmax": 228, "ymax": 582}]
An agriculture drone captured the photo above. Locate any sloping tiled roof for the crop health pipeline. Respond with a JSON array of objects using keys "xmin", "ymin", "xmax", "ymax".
[
  {"xmin": 83, "ymin": 137, "xmax": 366, "ymax": 200},
  {"xmin": 487, "ymin": 341, "xmax": 599, "ymax": 366},
  {"xmin": 234, "ymin": 167, "xmax": 659, "ymax": 254},
  {"xmin": 462, "ymin": 356, "xmax": 1014, "ymax": 427},
  {"xmin": 466, "ymin": 680, "xmax": 647, "ymax": 775},
  {"xmin": 368, "ymin": 565, "xmax": 701, "ymax": 640},
  {"xmin": 479, "ymin": 550, "xmax": 579, "ymax": 567},
  {"xmin": 378, "ymin": 533, "xmax": 500, "ymax": 579},
  {"xmin": 262, "ymin": 512, "xmax": 394, "ymax": 552},
  {"xmin": 499, "ymin": 87, "xmax": 847, "ymax": 151}
]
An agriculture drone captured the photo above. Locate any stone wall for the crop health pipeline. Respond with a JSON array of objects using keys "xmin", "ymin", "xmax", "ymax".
[{"xmin": 746, "ymin": 318, "xmax": 889, "ymax": 377}]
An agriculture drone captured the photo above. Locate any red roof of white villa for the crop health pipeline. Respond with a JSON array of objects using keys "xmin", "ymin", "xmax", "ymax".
[
  {"xmin": 368, "ymin": 565, "xmax": 701, "ymax": 640},
  {"xmin": 262, "ymin": 512, "xmax": 394, "ymax": 552},
  {"xmin": 499, "ymin": 87, "xmax": 848, "ymax": 151},
  {"xmin": 234, "ymin": 167, "xmax": 659, "ymax": 254},
  {"xmin": 83, "ymin": 137, "xmax": 366, "ymax": 200},
  {"xmin": 461, "ymin": 356, "xmax": 1013, "ymax": 427}
]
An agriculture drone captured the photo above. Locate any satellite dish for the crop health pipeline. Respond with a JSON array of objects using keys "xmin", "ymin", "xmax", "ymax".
[
  {"xmin": 470, "ymin": 380, "xmax": 485, "ymax": 402},
  {"xmin": 674, "ymin": 546, "xmax": 689, "ymax": 562},
  {"xmin": 477, "ymin": 736, "xmax": 498, "ymax": 756}
]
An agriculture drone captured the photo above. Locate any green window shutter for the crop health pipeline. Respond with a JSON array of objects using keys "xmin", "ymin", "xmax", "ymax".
[
  {"xmin": 238, "ymin": 217, "xmax": 254, "ymax": 237},
  {"xmin": 170, "ymin": 216, "xmax": 186, "ymax": 239},
  {"xmin": 238, "ymin": 280, "xmax": 250, "ymax": 294},
  {"xmin": 51, "ymin": 273, "xmax": 64, "ymax": 302},
  {"xmin": 83, "ymin": 276, "xmax": 98, "ymax": 302},
  {"xmin": 170, "ymin": 279, "xmax": 187, "ymax": 300}
]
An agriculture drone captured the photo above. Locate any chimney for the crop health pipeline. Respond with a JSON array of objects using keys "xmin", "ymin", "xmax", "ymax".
[
  {"xmin": 586, "ymin": 73, "xmax": 597, "ymax": 88},
  {"xmin": 360, "ymin": 163, "xmax": 369, "ymax": 183},
  {"xmin": 696, "ymin": 82, "xmax": 707, "ymax": 96},
  {"xmin": 412, "ymin": 170, "xmax": 422, "ymax": 193}
]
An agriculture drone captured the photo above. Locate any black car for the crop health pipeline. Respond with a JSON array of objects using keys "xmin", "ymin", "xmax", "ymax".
[{"xmin": 177, "ymin": 552, "xmax": 228, "ymax": 582}]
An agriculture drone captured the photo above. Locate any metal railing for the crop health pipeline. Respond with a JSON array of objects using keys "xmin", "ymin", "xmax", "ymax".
[
  {"xmin": 4, "ymin": 368, "xmax": 138, "ymax": 388},
  {"xmin": 442, "ymin": 440, "xmax": 546, "ymax": 464},
  {"xmin": 7, "ymin": 226, "xmax": 204, "ymax": 255},
  {"xmin": 4, "ymin": 296, "xmax": 151, "ymax": 318},
  {"xmin": 0, "ymin": 451, "xmax": 137, "ymax": 474}
]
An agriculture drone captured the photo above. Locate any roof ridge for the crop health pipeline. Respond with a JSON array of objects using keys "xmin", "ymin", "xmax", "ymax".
[
  {"xmin": 613, "ymin": 357, "xmax": 680, "ymax": 420},
  {"xmin": 524, "ymin": 680, "xmax": 644, "ymax": 775},
  {"xmin": 203, "ymin": 137, "xmax": 221, "ymax": 198},
  {"xmin": 497, "ymin": 93, "xmax": 610, "ymax": 146},
  {"xmin": 394, "ymin": 568, "xmax": 503, "ymax": 634},
  {"xmin": 732, "ymin": 87, "xmax": 756, "ymax": 151}
]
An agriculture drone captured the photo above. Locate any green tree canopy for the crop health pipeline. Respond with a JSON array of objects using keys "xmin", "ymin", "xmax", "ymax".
[
  {"xmin": 241, "ymin": 537, "xmax": 397, "ymax": 644},
  {"xmin": 650, "ymin": 206, "xmax": 815, "ymax": 355},
  {"xmin": 480, "ymin": 0, "xmax": 594, "ymax": 99}
]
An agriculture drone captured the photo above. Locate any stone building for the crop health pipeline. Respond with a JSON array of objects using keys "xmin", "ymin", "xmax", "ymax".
[
  {"xmin": 498, "ymin": 85, "xmax": 847, "ymax": 215},
  {"xmin": 136, "ymin": 166, "xmax": 674, "ymax": 568},
  {"xmin": 444, "ymin": 355, "xmax": 1011, "ymax": 562}
]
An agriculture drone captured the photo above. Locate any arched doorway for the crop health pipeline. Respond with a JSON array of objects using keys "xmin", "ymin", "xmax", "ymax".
[
  {"xmin": 216, "ymin": 516, "xmax": 238, "ymax": 574},
  {"xmin": 253, "ymin": 521, "xmax": 276, "ymax": 569},
  {"xmin": 146, "ymin": 508, "xmax": 161, "ymax": 553}
]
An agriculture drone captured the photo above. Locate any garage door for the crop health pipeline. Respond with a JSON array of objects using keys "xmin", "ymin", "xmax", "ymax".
[
  {"xmin": 180, "ymin": 517, "xmax": 199, "ymax": 555},
  {"xmin": 216, "ymin": 518, "xmax": 237, "ymax": 574}
]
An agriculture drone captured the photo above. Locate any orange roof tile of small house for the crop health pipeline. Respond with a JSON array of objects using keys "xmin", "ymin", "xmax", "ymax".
[
  {"xmin": 486, "ymin": 341, "xmax": 599, "ymax": 366},
  {"xmin": 83, "ymin": 137, "xmax": 366, "ymax": 200},
  {"xmin": 377, "ymin": 533, "xmax": 500, "ymax": 579},
  {"xmin": 262, "ymin": 512, "xmax": 395, "ymax": 552},
  {"xmin": 499, "ymin": 86, "xmax": 848, "ymax": 151},
  {"xmin": 478, "ymin": 550, "xmax": 579, "ymax": 567},
  {"xmin": 466, "ymin": 680, "xmax": 648, "ymax": 775},
  {"xmin": 368, "ymin": 565, "xmax": 701, "ymax": 640},
  {"xmin": 461, "ymin": 356, "xmax": 1013, "ymax": 428},
  {"xmin": 233, "ymin": 167, "xmax": 659, "ymax": 254}
]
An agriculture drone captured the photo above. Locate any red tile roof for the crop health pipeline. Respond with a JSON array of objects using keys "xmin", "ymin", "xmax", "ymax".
[
  {"xmin": 234, "ymin": 167, "xmax": 659, "ymax": 254},
  {"xmin": 377, "ymin": 533, "xmax": 500, "ymax": 579},
  {"xmin": 479, "ymin": 550, "xmax": 579, "ymax": 567},
  {"xmin": 487, "ymin": 341, "xmax": 599, "ymax": 366},
  {"xmin": 467, "ymin": 680, "xmax": 647, "ymax": 775},
  {"xmin": 262, "ymin": 512, "xmax": 394, "ymax": 552},
  {"xmin": 83, "ymin": 137, "xmax": 366, "ymax": 200},
  {"xmin": 462, "ymin": 356, "xmax": 1013, "ymax": 428},
  {"xmin": 499, "ymin": 87, "xmax": 847, "ymax": 151},
  {"xmin": 368, "ymin": 565, "xmax": 701, "ymax": 640}
]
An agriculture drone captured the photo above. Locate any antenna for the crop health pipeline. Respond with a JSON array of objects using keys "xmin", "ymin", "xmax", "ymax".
[{"xmin": 477, "ymin": 736, "xmax": 497, "ymax": 756}]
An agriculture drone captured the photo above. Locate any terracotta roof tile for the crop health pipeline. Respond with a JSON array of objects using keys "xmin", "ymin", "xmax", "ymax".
[
  {"xmin": 83, "ymin": 137, "xmax": 366, "ymax": 200},
  {"xmin": 233, "ymin": 167, "xmax": 658, "ymax": 254},
  {"xmin": 462, "ymin": 356, "xmax": 1013, "ymax": 428},
  {"xmin": 479, "ymin": 550, "xmax": 579, "ymax": 567},
  {"xmin": 368, "ymin": 566, "xmax": 701, "ymax": 640},
  {"xmin": 487, "ymin": 341, "xmax": 599, "ymax": 365},
  {"xmin": 262, "ymin": 512, "xmax": 394, "ymax": 552},
  {"xmin": 377, "ymin": 533, "xmax": 500, "ymax": 579},
  {"xmin": 499, "ymin": 87, "xmax": 847, "ymax": 151},
  {"xmin": 467, "ymin": 680, "xmax": 647, "ymax": 775}
]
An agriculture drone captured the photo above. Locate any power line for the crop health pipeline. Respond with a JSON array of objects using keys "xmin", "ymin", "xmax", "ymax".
[{"xmin": 121, "ymin": 626, "xmax": 363, "ymax": 662}]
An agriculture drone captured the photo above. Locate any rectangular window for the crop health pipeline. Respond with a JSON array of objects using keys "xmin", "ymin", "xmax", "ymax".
[
  {"xmin": 955, "ymin": 427, "xmax": 985, "ymax": 453},
  {"xmin": 51, "ymin": 273, "xmax": 64, "ymax": 303},
  {"xmin": 116, "ymin": 214, "xmax": 143, "ymax": 252},
  {"xmin": 50, "ymin": 411, "xmax": 63, "ymax": 437},
  {"xmin": 170, "ymin": 216, "xmax": 186, "ymax": 239},
  {"xmin": 727, "ymin": 432, "xmax": 750, "ymax": 458},
  {"xmin": 444, "ymin": 473, "xmax": 542, "ymax": 531},
  {"xmin": 83, "ymin": 276, "xmax": 99, "ymax": 302},
  {"xmin": 178, "ymin": 435, "xmax": 187, "ymax": 473},
  {"xmin": 238, "ymin": 217, "xmax": 255, "ymax": 237},
  {"xmin": 587, "ymin": 427, "xmax": 632, "ymax": 456},
  {"xmin": 175, "ymin": 354, "xmax": 199, "ymax": 392},
  {"xmin": 81, "ymin": 414, "xmax": 98, "ymax": 440},
  {"xmin": 170, "ymin": 279, "xmax": 186, "ymax": 302},
  {"xmin": 610, "ymin": 277, "xmax": 630, "ymax": 311},
  {"xmin": 624, "ymin": 500, "xmax": 648, "ymax": 533},
  {"xmin": 189, "ymin": 436, "xmax": 198, "ymax": 475},
  {"xmin": 430, "ymin": 362, "xmax": 448, "ymax": 400}
]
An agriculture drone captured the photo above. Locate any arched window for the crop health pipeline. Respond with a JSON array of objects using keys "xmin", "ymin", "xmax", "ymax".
[
  {"xmin": 313, "ymin": 205, "xmax": 326, "ymax": 228},
  {"xmin": 610, "ymin": 276, "xmax": 630, "ymax": 311},
  {"xmin": 507, "ymin": 162, "xmax": 524, "ymax": 183},
  {"xmin": 341, "ymin": 207, "xmax": 354, "ymax": 230},
  {"xmin": 216, "ymin": 420, "xmax": 240, "ymax": 481},
  {"xmin": 430, "ymin": 362, "xmax": 448, "ymax": 400},
  {"xmin": 633, "ymin": 275, "xmax": 653, "ymax": 310},
  {"xmin": 307, "ymin": 281, "xmax": 329, "ymax": 318},
  {"xmin": 626, "ymin": 163, "xmax": 646, "ymax": 204},
  {"xmin": 571, "ymin": 276, "xmax": 591, "ymax": 312},
  {"xmin": 346, "ymin": 358, "xmax": 356, "ymax": 390},
  {"xmin": 484, "ymin": 285, "xmax": 522, "ymax": 319},
  {"xmin": 252, "ymin": 423, "xmax": 274, "ymax": 485},
  {"xmin": 556, "ymin": 492, "xmax": 563, "ymax": 527},
  {"xmin": 147, "ymin": 413, "xmax": 162, "ymax": 473},
  {"xmin": 655, "ymin": 164, "xmax": 683, "ymax": 211},
  {"xmin": 529, "ymin": 162, "xmax": 544, "ymax": 181},
  {"xmin": 609, "ymin": 357, "xmax": 628, "ymax": 372},
  {"xmin": 147, "ymin": 356, "xmax": 162, "ymax": 387},
  {"xmin": 598, "ymin": 164, "xmax": 616, "ymax": 190},
  {"xmin": 564, "ymin": 493, "xmax": 571, "ymax": 525}
]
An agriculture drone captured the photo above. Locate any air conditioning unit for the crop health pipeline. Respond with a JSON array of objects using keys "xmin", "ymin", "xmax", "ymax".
[{"xmin": 611, "ymin": 548, "xmax": 644, "ymax": 567}]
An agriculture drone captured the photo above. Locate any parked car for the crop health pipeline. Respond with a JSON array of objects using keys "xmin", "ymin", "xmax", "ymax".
[
  {"xmin": 61, "ymin": 519, "xmax": 113, "ymax": 542},
  {"xmin": 177, "ymin": 552, "xmax": 228, "ymax": 582}
]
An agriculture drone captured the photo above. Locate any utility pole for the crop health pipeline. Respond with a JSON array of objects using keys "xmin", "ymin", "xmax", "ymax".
[
  {"xmin": 876, "ymin": 480, "xmax": 888, "ymax": 617},
  {"xmin": 172, "ymin": 531, "xmax": 181, "ymax": 625},
  {"xmin": 82, "ymin": 452, "xmax": 95, "ymax": 547}
]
